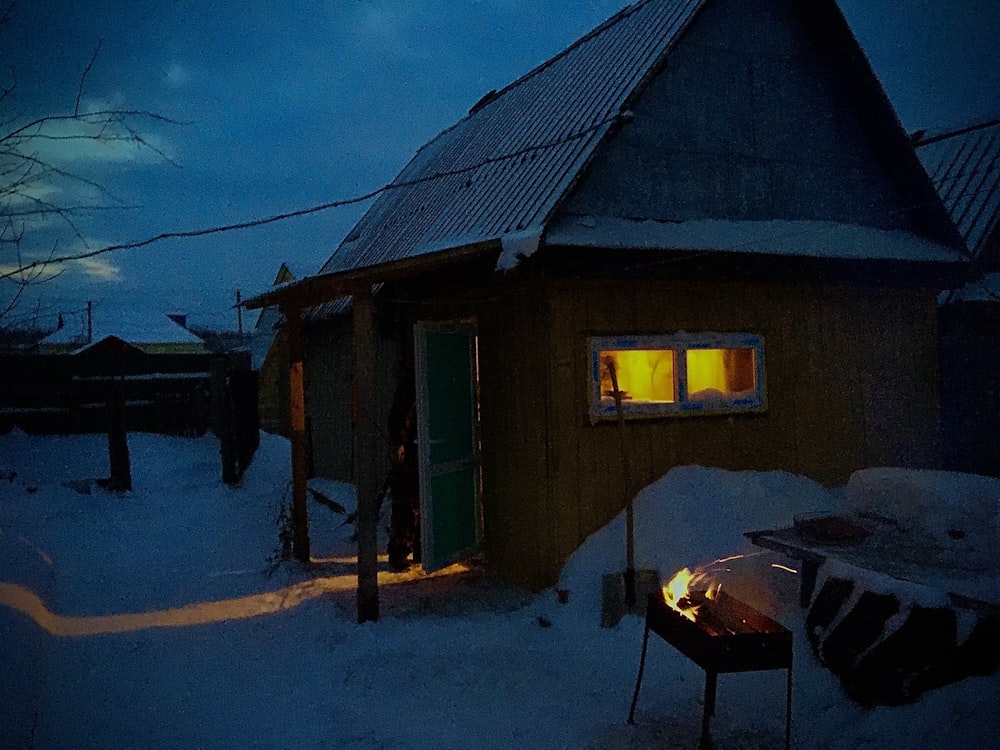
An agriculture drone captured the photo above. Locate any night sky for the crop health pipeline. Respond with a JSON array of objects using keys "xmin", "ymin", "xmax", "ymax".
[{"xmin": 3, "ymin": 0, "xmax": 998, "ymax": 331}]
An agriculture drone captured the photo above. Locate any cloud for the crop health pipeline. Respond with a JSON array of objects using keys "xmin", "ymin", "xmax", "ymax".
[
  {"xmin": 3, "ymin": 239, "xmax": 122, "ymax": 285},
  {"xmin": 165, "ymin": 62, "xmax": 191, "ymax": 88},
  {"xmin": 0, "ymin": 260, "xmax": 60, "ymax": 282},
  {"xmin": 3, "ymin": 182, "xmax": 62, "ymax": 213},
  {"xmin": 70, "ymin": 255, "xmax": 121, "ymax": 282},
  {"xmin": 1, "ymin": 178, "xmax": 121, "ymax": 236},
  {"xmin": 14, "ymin": 97, "xmax": 177, "ymax": 166},
  {"xmin": 349, "ymin": 2, "xmax": 436, "ymax": 61}
]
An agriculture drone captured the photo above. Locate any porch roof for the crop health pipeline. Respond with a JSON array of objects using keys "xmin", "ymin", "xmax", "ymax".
[{"xmin": 241, "ymin": 240, "xmax": 500, "ymax": 311}]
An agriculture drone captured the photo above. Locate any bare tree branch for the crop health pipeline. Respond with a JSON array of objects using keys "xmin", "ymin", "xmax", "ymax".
[
  {"xmin": 1, "ymin": 13, "xmax": 180, "ymax": 330},
  {"xmin": 1, "ymin": 109, "xmax": 183, "ymax": 144},
  {"xmin": 74, "ymin": 40, "xmax": 102, "ymax": 117}
]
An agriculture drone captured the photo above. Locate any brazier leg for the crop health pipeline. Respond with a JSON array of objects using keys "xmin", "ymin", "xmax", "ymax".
[
  {"xmin": 700, "ymin": 671, "xmax": 717, "ymax": 749},
  {"xmin": 627, "ymin": 620, "xmax": 651, "ymax": 724},
  {"xmin": 785, "ymin": 666, "xmax": 793, "ymax": 750}
]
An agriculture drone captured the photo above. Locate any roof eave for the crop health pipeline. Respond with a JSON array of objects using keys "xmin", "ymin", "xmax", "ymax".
[{"xmin": 242, "ymin": 239, "xmax": 502, "ymax": 312}]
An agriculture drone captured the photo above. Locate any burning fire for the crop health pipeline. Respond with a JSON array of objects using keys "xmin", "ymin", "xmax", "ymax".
[{"xmin": 662, "ymin": 566, "xmax": 722, "ymax": 622}]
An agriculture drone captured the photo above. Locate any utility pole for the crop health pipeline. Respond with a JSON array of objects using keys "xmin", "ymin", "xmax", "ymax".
[
  {"xmin": 87, "ymin": 300, "xmax": 93, "ymax": 343},
  {"xmin": 236, "ymin": 290, "xmax": 243, "ymax": 335}
]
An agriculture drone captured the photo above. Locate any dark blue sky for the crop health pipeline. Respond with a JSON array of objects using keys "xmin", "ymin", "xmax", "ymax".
[{"xmin": 3, "ymin": 0, "xmax": 998, "ymax": 331}]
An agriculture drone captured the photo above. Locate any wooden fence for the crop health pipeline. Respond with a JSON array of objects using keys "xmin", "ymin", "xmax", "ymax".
[{"xmin": 0, "ymin": 350, "xmax": 260, "ymax": 482}]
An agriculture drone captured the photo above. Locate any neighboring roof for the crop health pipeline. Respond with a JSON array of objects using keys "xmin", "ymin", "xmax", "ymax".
[
  {"xmin": 945, "ymin": 271, "xmax": 1000, "ymax": 304},
  {"xmin": 270, "ymin": 262, "xmax": 297, "ymax": 288},
  {"xmin": 319, "ymin": 0, "xmax": 706, "ymax": 278},
  {"xmin": 915, "ymin": 119, "xmax": 1000, "ymax": 263},
  {"xmin": 251, "ymin": 264, "xmax": 297, "ymax": 369},
  {"xmin": 39, "ymin": 312, "xmax": 205, "ymax": 349},
  {"xmin": 74, "ymin": 335, "xmax": 146, "ymax": 357}
]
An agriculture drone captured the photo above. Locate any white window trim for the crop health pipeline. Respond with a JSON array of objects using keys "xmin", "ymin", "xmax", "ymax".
[{"xmin": 589, "ymin": 332, "xmax": 767, "ymax": 421}]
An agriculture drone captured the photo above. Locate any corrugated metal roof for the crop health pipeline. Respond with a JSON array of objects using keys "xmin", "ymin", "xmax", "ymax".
[
  {"xmin": 319, "ymin": 0, "xmax": 705, "ymax": 279},
  {"xmin": 916, "ymin": 119, "xmax": 1000, "ymax": 261}
]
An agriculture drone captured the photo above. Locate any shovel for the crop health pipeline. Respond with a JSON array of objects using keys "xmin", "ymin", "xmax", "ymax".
[{"xmin": 600, "ymin": 358, "xmax": 660, "ymax": 628}]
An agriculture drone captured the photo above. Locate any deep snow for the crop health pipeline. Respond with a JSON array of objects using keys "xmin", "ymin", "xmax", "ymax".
[{"xmin": 1, "ymin": 430, "xmax": 998, "ymax": 749}]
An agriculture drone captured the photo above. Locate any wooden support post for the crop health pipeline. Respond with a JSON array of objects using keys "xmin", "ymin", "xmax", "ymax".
[
  {"xmin": 106, "ymin": 377, "xmax": 132, "ymax": 492},
  {"xmin": 352, "ymin": 284, "xmax": 380, "ymax": 623},
  {"xmin": 285, "ymin": 307, "xmax": 310, "ymax": 562}
]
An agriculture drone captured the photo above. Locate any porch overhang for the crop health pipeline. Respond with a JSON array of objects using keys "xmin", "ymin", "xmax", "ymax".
[
  {"xmin": 241, "ymin": 238, "xmax": 501, "ymax": 624},
  {"xmin": 240, "ymin": 240, "xmax": 503, "ymax": 313}
]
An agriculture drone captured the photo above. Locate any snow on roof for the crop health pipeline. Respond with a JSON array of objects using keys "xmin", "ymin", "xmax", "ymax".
[
  {"xmin": 544, "ymin": 215, "xmax": 966, "ymax": 263},
  {"xmin": 39, "ymin": 312, "xmax": 205, "ymax": 348}
]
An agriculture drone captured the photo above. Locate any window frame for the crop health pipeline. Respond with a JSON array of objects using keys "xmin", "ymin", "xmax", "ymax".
[{"xmin": 588, "ymin": 332, "xmax": 766, "ymax": 421}]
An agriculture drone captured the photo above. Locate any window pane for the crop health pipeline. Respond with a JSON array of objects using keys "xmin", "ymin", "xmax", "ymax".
[
  {"xmin": 686, "ymin": 348, "xmax": 756, "ymax": 401},
  {"xmin": 600, "ymin": 349, "xmax": 675, "ymax": 404}
]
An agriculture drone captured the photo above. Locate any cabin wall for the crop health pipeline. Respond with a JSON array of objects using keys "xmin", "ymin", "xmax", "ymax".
[
  {"xmin": 293, "ymin": 275, "xmax": 942, "ymax": 590},
  {"xmin": 561, "ymin": 0, "xmax": 920, "ymax": 234},
  {"xmin": 303, "ymin": 314, "xmax": 399, "ymax": 483},
  {"xmin": 474, "ymin": 282, "xmax": 555, "ymax": 587},
  {"xmin": 526, "ymin": 277, "xmax": 943, "ymax": 588}
]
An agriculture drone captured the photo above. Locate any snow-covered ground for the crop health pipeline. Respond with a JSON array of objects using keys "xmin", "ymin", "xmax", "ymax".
[{"xmin": 1, "ymin": 430, "xmax": 998, "ymax": 749}]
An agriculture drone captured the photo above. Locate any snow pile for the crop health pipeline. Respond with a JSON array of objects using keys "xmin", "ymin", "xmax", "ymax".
[
  {"xmin": 3, "ymin": 432, "xmax": 1000, "ymax": 749},
  {"xmin": 846, "ymin": 468, "xmax": 1000, "ymax": 567},
  {"xmin": 555, "ymin": 466, "xmax": 845, "ymax": 623}
]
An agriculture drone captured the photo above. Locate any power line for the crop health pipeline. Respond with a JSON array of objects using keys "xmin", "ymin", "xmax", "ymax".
[
  {"xmin": 3, "ymin": 106, "xmax": 993, "ymax": 293},
  {"xmin": 0, "ymin": 113, "xmax": 624, "ymax": 283}
]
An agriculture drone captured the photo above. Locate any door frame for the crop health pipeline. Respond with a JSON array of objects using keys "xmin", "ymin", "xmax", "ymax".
[{"xmin": 413, "ymin": 319, "xmax": 483, "ymax": 571}]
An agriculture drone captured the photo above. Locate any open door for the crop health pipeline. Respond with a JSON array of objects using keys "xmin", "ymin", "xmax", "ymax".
[{"xmin": 413, "ymin": 321, "xmax": 482, "ymax": 572}]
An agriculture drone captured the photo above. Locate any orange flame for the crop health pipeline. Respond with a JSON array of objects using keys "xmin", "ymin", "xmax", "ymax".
[{"xmin": 663, "ymin": 565, "xmax": 726, "ymax": 622}]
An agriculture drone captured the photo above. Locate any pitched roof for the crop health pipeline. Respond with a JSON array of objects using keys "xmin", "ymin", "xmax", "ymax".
[
  {"xmin": 251, "ymin": 263, "xmax": 297, "ymax": 369},
  {"xmin": 915, "ymin": 119, "xmax": 1000, "ymax": 263},
  {"xmin": 39, "ymin": 312, "xmax": 205, "ymax": 350},
  {"xmin": 319, "ymin": 0, "xmax": 706, "ymax": 277},
  {"xmin": 270, "ymin": 0, "xmax": 964, "ymax": 319}
]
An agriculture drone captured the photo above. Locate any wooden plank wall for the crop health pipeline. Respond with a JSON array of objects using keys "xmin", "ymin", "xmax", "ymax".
[
  {"xmin": 475, "ymin": 280, "xmax": 553, "ymax": 587},
  {"xmin": 939, "ymin": 302, "xmax": 1000, "ymax": 477},
  {"xmin": 258, "ymin": 325, "xmax": 291, "ymax": 436},
  {"xmin": 328, "ymin": 275, "xmax": 941, "ymax": 591},
  {"xmin": 302, "ymin": 315, "xmax": 400, "ymax": 484},
  {"xmin": 527, "ymin": 276, "xmax": 943, "ymax": 589}
]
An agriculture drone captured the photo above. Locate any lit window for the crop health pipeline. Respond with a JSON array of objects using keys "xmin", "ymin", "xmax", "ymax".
[{"xmin": 590, "ymin": 334, "xmax": 765, "ymax": 419}]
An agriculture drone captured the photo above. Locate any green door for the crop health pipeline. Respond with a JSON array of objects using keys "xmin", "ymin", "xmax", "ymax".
[{"xmin": 414, "ymin": 321, "xmax": 481, "ymax": 572}]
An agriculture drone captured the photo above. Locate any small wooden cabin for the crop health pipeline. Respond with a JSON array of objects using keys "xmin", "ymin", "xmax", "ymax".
[{"xmin": 249, "ymin": 0, "xmax": 967, "ymax": 590}]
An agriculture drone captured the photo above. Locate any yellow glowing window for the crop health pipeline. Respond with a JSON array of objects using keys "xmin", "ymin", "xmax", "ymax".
[
  {"xmin": 600, "ymin": 349, "xmax": 676, "ymax": 405},
  {"xmin": 590, "ymin": 334, "xmax": 765, "ymax": 419},
  {"xmin": 686, "ymin": 348, "xmax": 757, "ymax": 401}
]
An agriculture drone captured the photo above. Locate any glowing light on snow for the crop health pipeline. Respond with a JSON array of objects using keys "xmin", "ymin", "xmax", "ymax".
[{"xmin": 0, "ymin": 562, "xmax": 470, "ymax": 637}]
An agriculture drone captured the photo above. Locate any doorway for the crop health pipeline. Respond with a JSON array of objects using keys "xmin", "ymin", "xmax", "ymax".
[{"xmin": 413, "ymin": 321, "xmax": 482, "ymax": 572}]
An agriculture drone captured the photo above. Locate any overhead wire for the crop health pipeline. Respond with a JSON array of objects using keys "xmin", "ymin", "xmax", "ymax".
[
  {"xmin": 2, "ymin": 109, "xmax": 996, "ymax": 313},
  {"xmin": 0, "ymin": 113, "xmax": 627, "ymax": 284}
]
